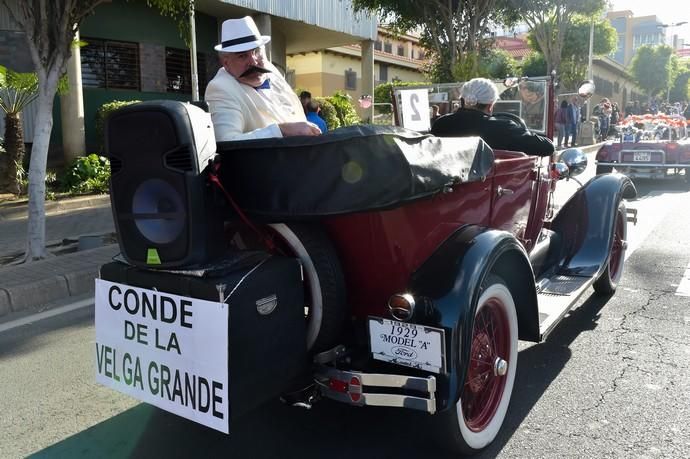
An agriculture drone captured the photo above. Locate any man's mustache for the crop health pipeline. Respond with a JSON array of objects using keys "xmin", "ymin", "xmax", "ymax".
[{"xmin": 240, "ymin": 66, "xmax": 272, "ymax": 78}]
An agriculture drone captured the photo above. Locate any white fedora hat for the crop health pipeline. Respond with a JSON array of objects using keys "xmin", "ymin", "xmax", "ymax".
[{"xmin": 214, "ymin": 16, "xmax": 271, "ymax": 52}]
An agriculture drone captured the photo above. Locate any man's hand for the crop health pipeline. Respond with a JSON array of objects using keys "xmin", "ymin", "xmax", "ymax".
[{"xmin": 279, "ymin": 121, "xmax": 322, "ymax": 137}]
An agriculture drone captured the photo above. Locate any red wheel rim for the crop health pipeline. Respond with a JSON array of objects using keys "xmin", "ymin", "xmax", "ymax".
[
  {"xmin": 609, "ymin": 210, "xmax": 625, "ymax": 280},
  {"xmin": 462, "ymin": 297, "xmax": 510, "ymax": 432}
]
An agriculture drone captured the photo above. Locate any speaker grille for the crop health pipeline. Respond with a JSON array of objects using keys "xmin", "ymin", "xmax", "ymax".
[
  {"xmin": 132, "ymin": 178, "xmax": 186, "ymax": 245},
  {"xmin": 164, "ymin": 146, "xmax": 194, "ymax": 172}
]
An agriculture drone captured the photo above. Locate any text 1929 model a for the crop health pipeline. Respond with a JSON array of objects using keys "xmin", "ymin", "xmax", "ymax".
[{"xmin": 95, "ymin": 78, "xmax": 635, "ymax": 455}]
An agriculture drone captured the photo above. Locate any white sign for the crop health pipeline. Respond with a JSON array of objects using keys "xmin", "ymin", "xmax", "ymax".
[
  {"xmin": 95, "ymin": 279, "xmax": 229, "ymax": 433},
  {"xmin": 399, "ymin": 89, "xmax": 431, "ymax": 132},
  {"xmin": 368, "ymin": 318, "xmax": 445, "ymax": 374}
]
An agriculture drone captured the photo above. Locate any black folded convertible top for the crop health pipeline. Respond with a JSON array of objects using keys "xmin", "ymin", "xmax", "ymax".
[{"xmin": 216, "ymin": 125, "xmax": 494, "ymax": 219}]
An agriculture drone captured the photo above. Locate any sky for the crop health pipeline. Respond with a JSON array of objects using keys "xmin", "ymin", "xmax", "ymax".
[{"xmin": 610, "ymin": 0, "xmax": 690, "ymax": 45}]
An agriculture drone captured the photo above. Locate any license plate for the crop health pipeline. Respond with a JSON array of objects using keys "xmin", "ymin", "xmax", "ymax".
[
  {"xmin": 633, "ymin": 152, "xmax": 651, "ymax": 162},
  {"xmin": 368, "ymin": 317, "xmax": 445, "ymax": 374}
]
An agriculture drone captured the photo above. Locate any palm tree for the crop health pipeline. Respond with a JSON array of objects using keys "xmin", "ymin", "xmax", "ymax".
[{"xmin": 0, "ymin": 65, "xmax": 38, "ymax": 195}]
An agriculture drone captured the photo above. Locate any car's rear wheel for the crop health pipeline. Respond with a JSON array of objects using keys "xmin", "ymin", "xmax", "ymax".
[
  {"xmin": 593, "ymin": 202, "xmax": 627, "ymax": 295},
  {"xmin": 435, "ymin": 275, "xmax": 518, "ymax": 454},
  {"xmin": 268, "ymin": 223, "xmax": 346, "ymax": 352}
]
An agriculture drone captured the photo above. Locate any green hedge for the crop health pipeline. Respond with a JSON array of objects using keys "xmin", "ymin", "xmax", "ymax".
[
  {"xmin": 326, "ymin": 91, "xmax": 361, "ymax": 127},
  {"xmin": 59, "ymin": 154, "xmax": 111, "ymax": 194},
  {"xmin": 314, "ymin": 97, "xmax": 340, "ymax": 130}
]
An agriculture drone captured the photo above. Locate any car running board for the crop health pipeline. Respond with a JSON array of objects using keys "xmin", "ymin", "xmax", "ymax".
[{"xmin": 537, "ymin": 274, "xmax": 595, "ymax": 340}]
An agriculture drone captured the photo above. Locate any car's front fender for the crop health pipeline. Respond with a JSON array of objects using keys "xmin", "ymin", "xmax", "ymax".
[{"xmin": 550, "ymin": 173, "xmax": 636, "ymax": 278}]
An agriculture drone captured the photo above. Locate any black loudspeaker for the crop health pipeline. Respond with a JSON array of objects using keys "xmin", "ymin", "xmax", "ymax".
[{"xmin": 106, "ymin": 100, "xmax": 224, "ymax": 268}]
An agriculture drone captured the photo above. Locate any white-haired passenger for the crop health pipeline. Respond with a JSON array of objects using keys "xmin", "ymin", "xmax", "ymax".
[{"xmin": 431, "ymin": 78, "xmax": 554, "ymax": 156}]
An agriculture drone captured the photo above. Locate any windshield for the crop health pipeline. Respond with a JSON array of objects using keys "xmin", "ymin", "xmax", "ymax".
[{"xmin": 393, "ymin": 78, "xmax": 549, "ymax": 134}]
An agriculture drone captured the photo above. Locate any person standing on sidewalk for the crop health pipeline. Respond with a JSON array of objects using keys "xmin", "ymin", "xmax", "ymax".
[
  {"xmin": 565, "ymin": 96, "xmax": 580, "ymax": 147},
  {"xmin": 555, "ymin": 100, "xmax": 568, "ymax": 148}
]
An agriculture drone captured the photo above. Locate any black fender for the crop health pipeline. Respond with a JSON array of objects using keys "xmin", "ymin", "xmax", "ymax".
[
  {"xmin": 549, "ymin": 173, "xmax": 636, "ymax": 278},
  {"xmin": 408, "ymin": 225, "xmax": 539, "ymax": 412}
]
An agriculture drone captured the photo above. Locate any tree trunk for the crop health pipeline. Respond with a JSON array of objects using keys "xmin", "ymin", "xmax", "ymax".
[
  {"xmin": 25, "ymin": 70, "xmax": 59, "ymax": 261},
  {"xmin": 3, "ymin": 112, "xmax": 26, "ymax": 195}
]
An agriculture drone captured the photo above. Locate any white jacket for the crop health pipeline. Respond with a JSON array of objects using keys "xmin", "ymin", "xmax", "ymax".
[{"xmin": 204, "ymin": 64, "xmax": 306, "ymax": 141}]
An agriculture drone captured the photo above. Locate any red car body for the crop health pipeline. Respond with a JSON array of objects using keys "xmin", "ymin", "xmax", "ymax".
[{"xmin": 99, "ymin": 78, "xmax": 637, "ymax": 454}]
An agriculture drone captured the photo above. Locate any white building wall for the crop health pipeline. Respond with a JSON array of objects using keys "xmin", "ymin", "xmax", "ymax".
[{"xmin": 218, "ymin": 0, "xmax": 377, "ymax": 40}]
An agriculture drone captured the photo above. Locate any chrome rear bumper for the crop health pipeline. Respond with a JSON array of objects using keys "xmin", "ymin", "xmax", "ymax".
[{"xmin": 315, "ymin": 366, "xmax": 437, "ymax": 414}]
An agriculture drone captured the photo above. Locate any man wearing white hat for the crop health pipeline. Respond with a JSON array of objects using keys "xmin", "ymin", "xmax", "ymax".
[{"xmin": 205, "ymin": 16, "xmax": 322, "ymax": 141}]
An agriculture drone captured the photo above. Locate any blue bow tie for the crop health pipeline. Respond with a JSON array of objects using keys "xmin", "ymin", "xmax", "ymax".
[{"xmin": 254, "ymin": 79, "xmax": 271, "ymax": 90}]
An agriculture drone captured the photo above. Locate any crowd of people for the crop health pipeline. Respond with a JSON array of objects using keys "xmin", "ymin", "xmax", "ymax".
[
  {"xmin": 624, "ymin": 99, "xmax": 690, "ymax": 119},
  {"xmin": 593, "ymin": 98, "xmax": 690, "ymax": 141},
  {"xmin": 553, "ymin": 96, "xmax": 690, "ymax": 146}
]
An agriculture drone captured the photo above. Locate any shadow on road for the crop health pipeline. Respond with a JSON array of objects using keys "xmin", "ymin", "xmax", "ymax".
[
  {"xmin": 627, "ymin": 176, "xmax": 689, "ymax": 199},
  {"xmin": 29, "ymin": 293, "xmax": 614, "ymax": 459},
  {"xmin": 482, "ymin": 291, "xmax": 612, "ymax": 457},
  {"xmin": 0, "ymin": 305, "xmax": 93, "ymax": 360}
]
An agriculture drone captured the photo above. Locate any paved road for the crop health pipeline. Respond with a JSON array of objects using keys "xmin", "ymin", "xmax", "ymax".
[{"xmin": 1, "ymin": 178, "xmax": 689, "ymax": 458}]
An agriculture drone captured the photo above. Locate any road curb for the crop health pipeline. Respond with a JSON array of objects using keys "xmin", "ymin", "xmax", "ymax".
[
  {"xmin": 0, "ymin": 244, "xmax": 119, "ymax": 318},
  {"xmin": 0, "ymin": 194, "xmax": 111, "ymax": 221}
]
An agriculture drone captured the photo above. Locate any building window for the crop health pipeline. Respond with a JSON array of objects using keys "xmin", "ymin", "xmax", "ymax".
[
  {"xmin": 593, "ymin": 76, "xmax": 613, "ymax": 97},
  {"xmin": 345, "ymin": 69, "xmax": 357, "ymax": 90},
  {"xmin": 165, "ymin": 47, "xmax": 207, "ymax": 94},
  {"xmin": 384, "ymin": 42, "xmax": 392, "ymax": 54},
  {"xmin": 379, "ymin": 64, "xmax": 388, "ymax": 82},
  {"xmin": 397, "ymin": 45, "xmax": 405, "ymax": 57},
  {"xmin": 417, "ymin": 50, "xmax": 426, "ymax": 60},
  {"xmin": 374, "ymin": 40, "xmax": 382, "ymax": 51},
  {"xmin": 81, "ymin": 37, "xmax": 140, "ymax": 90}
]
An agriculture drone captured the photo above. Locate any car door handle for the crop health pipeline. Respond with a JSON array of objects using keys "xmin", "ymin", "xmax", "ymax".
[{"xmin": 496, "ymin": 186, "xmax": 514, "ymax": 197}]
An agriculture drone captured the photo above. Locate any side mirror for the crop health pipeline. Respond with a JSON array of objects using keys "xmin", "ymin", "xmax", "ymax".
[
  {"xmin": 550, "ymin": 162, "xmax": 570, "ymax": 181},
  {"xmin": 578, "ymin": 80, "xmax": 596, "ymax": 99},
  {"xmin": 559, "ymin": 148, "xmax": 588, "ymax": 178}
]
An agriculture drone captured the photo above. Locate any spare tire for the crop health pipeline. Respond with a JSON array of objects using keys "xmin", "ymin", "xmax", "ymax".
[{"xmin": 268, "ymin": 223, "xmax": 347, "ymax": 352}]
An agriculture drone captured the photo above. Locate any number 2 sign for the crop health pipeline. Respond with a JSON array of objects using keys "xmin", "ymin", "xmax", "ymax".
[{"xmin": 400, "ymin": 88, "xmax": 430, "ymax": 132}]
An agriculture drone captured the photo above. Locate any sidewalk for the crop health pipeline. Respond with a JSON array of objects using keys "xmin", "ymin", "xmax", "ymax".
[{"xmin": 0, "ymin": 194, "xmax": 117, "ymax": 320}]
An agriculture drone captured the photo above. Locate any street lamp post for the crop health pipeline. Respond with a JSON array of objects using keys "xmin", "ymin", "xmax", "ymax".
[
  {"xmin": 660, "ymin": 21, "xmax": 688, "ymax": 48},
  {"xmin": 586, "ymin": 18, "xmax": 594, "ymax": 120},
  {"xmin": 658, "ymin": 21, "xmax": 688, "ymax": 103}
]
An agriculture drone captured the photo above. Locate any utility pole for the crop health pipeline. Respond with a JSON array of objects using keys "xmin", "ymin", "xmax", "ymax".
[
  {"xmin": 660, "ymin": 22, "xmax": 688, "ymax": 103},
  {"xmin": 586, "ymin": 18, "xmax": 594, "ymax": 120},
  {"xmin": 189, "ymin": 0, "xmax": 199, "ymax": 101}
]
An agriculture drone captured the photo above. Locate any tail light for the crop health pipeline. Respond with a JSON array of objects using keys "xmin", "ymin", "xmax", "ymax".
[
  {"xmin": 387, "ymin": 293, "xmax": 416, "ymax": 321},
  {"xmin": 681, "ymin": 145, "xmax": 690, "ymax": 162}
]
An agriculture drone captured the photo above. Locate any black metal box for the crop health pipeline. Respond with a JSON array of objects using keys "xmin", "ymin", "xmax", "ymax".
[{"xmin": 99, "ymin": 254, "xmax": 307, "ymax": 421}]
